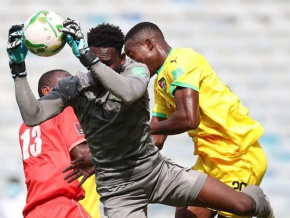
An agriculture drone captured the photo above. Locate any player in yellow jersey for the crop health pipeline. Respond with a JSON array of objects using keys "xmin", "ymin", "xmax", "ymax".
[{"xmin": 124, "ymin": 22, "xmax": 269, "ymax": 218}]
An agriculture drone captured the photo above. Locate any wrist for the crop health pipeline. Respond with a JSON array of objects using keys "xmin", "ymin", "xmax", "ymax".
[
  {"xmin": 10, "ymin": 61, "xmax": 27, "ymax": 78},
  {"xmin": 79, "ymin": 49, "xmax": 99, "ymax": 69},
  {"xmin": 12, "ymin": 71, "xmax": 27, "ymax": 79}
]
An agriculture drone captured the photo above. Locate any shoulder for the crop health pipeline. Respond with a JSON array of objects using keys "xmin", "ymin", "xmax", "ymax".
[
  {"xmin": 57, "ymin": 74, "xmax": 78, "ymax": 88},
  {"xmin": 165, "ymin": 48, "xmax": 209, "ymax": 71},
  {"xmin": 169, "ymin": 48, "xmax": 203, "ymax": 61},
  {"xmin": 52, "ymin": 74, "xmax": 80, "ymax": 98}
]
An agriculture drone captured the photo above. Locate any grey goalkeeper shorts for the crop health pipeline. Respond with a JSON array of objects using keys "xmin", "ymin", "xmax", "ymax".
[{"xmin": 97, "ymin": 158, "xmax": 207, "ymax": 218}]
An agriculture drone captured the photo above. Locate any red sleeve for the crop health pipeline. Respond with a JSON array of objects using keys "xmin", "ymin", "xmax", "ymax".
[{"xmin": 54, "ymin": 107, "xmax": 86, "ymax": 151}]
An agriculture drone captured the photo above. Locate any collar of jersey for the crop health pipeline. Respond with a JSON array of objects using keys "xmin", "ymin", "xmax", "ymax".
[{"xmin": 156, "ymin": 48, "xmax": 174, "ymax": 75}]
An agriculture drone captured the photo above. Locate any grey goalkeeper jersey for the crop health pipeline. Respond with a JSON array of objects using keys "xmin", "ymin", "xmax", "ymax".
[{"xmin": 15, "ymin": 60, "xmax": 162, "ymax": 186}]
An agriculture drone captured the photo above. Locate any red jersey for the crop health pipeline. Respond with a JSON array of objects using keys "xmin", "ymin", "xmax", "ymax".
[{"xmin": 19, "ymin": 107, "xmax": 86, "ymax": 216}]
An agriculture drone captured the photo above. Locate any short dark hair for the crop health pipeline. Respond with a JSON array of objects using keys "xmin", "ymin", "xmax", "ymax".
[
  {"xmin": 38, "ymin": 69, "xmax": 71, "ymax": 97},
  {"xmin": 87, "ymin": 23, "xmax": 125, "ymax": 54},
  {"xmin": 125, "ymin": 22, "xmax": 164, "ymax": 42}
]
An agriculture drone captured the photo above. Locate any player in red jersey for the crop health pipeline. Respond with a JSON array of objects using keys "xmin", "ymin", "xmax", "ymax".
[{"xmin": 19, "ymin": 69, "xmax": 90, "ymax": 218}]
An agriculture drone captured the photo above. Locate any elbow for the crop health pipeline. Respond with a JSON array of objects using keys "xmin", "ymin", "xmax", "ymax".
[
  {"xmin": 184, "ymin": 115, "xmax": 200, "ymax": 131},
  {"xmin": 122, "ymin": 86, "xmax": 145, "ymax": 105},
  {"xmin": 121, "ymin": 94, "xmax": 139, "ymax": 105},
  {"xmin": 122, "ymin": 98, "xmax": 135, "ymax": 105},
  {"xmin": 154, "ymin": 138, "xmax": 165, "ymax": 150},
  {"xmin": 152, "ymin": 134, "xmax": 166, "ymax": 150},
  {"xmin": 155, "ymin": 141, "xmax": 164, "ymax": 150}
]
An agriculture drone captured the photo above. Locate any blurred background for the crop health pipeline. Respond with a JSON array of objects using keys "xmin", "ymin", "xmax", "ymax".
[{"xmin": 0, "ymin": 0, "xmax": 290, "ymax": 217}]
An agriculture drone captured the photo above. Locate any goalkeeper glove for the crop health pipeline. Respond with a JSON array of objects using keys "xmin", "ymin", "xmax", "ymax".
[
  {"xmin": 62, "ymin": 18, "xmax": 99, "ymax": 69},
  {"xmin": 7, "ymin": 24, "xmax": 28, "ymax": 78}
]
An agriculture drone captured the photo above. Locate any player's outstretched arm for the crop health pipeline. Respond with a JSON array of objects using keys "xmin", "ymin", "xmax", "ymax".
[{"xmin": 7, "ymin": 24, "xmax": 64, "ymax": 126}]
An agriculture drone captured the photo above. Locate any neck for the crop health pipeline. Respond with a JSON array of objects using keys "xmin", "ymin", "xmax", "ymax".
[
  {"xmin": 152, "ymin": 42, "xmax": 171, "ymax": 76},
  {"xmin": 159, "ymin": 41, "xmax": 171, "ymax": 62}
]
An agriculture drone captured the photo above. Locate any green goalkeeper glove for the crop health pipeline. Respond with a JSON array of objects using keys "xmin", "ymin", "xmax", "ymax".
[
  {"xmin": 7, "ymin": 24, "xmax": 28, "ymax": 78},
  {"xmin": 62, "ymin": 18, "xmax": 99, "ymax": 69}
]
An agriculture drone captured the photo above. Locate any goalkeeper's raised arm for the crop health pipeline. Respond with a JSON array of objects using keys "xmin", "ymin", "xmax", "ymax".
[
  {"xmin": 62, "ymin": 18, "xmax": 150, "ymax": 105},
  {"xmin": 7, "ymin": 24, "xmax": 65, "ymax": 126}
]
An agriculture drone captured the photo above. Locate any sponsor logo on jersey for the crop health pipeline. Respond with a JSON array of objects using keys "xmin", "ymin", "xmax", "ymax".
[
  {"xmin": 158, "ymin": 77, "xmax": 167, "ymax": 92},
  {"xmin": 171, "ymin": 68, "xmax": 184, "ymax": 80},
  {"xmin": 74, "ymin": 123, "xmax": 84, "ymax": 135},
  {"xmin": 131, "ymin": 67, "xmax": 146, "ymax": 77},
  {"xmin": 170, "ymin": 57, "xmax": 178, "ymax": 63}
]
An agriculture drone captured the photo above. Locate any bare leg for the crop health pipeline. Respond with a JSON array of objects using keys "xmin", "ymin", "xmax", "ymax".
[
  {"xmin": 192, "ymin": 176, "xmax": 271, "ymax": 217},
  {"xmin": 175, "ymin": 206, "xmax": 217, "ymax": 218}
]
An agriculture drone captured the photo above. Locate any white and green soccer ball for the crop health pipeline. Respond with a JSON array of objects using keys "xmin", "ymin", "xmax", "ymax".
[{"xmin": 23, "ymin": 10, "xmax": 66, "ymax": 57}]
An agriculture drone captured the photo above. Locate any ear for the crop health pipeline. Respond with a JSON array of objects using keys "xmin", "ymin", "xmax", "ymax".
[
  {"xmin": 41, "ymin": 86, "xmax": 51, "ymax": 96},
  {"xmin": 145, "ymin": 39, "xmax": 154, "ymax": 50},
  {"xmin": 120, "ymin": 52, "xmax": 126, "ymax": 65}
]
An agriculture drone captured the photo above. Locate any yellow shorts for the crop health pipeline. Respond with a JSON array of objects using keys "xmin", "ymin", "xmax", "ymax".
[{"xmin": 192, "ymin": 141, "xmax": 267, "ymax": 218}]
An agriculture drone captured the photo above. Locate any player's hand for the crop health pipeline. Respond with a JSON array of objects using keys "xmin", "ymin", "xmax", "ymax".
[
  {"xmin": 62, "ymin": 154, "xmax": 95, "ymax": 187},
  {"xmin": 62, "ymin": 18, "xmax": 99, "ymax": 69},
  {"xmin": 7, "ymin": 24, "xmax": 28, "ymax": 78},
  {"xmin": 62, "ymin": 18, "xmax": 85, "ymax": 57}
]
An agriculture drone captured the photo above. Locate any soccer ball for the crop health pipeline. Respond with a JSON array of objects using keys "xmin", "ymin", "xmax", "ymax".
[{"xmin": 23, "ymin": 10, "xmax": 66, "ymax": 57}]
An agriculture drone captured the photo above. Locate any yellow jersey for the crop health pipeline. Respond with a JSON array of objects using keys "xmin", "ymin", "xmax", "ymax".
[
  {"xmin": 79, "ymin": 175, "xmax": 101, "ymax": 218},
  {"xmin": 153, "ymin": 48, "xmax": 264, "ymax": 161}
]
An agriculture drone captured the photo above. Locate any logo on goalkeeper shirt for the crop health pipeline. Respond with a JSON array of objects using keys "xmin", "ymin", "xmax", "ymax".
[
  {"xmin": 158, "ymin": 77, "xmax": 167, "ymax": 92},
  {"xmin": 131, "ymin": 67, "xmax": 146, "ymax": 77}
]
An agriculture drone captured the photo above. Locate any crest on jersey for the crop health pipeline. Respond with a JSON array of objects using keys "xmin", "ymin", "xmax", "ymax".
[
  {"xmin": 74, "ymin": 123, "xmax": 84, "ymax": 135},
  {"xmin": 158, "ymin": 77, "xmax": 167, "ymax": 92}
]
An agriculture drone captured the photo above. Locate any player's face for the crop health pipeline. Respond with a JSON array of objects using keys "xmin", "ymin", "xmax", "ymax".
[
  {"xmin": 124, "ymin": 39, "xmax": 154, "ymax": 75},
  {"xmin": 90, "ymin": 46, "xmax": 125, "ymax": 72},
  {"xmin": 124, "ymin": 40, "xmax": 147, "ymax": 64}
]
